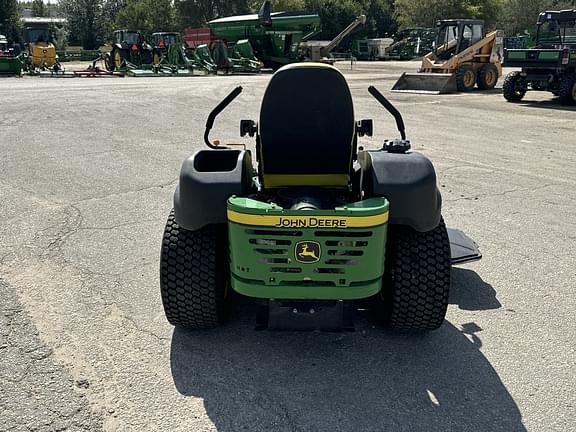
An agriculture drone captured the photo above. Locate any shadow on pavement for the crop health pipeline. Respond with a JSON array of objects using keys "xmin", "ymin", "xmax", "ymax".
[
  {"xmin": 450, "ymin": 267, "xmax": 501, "ymax": 311},
  {"xmin": 518, "ymin": 98, "xmax": 576, "ymax": 112},
  {"xmin": 170, "ymin": 270, "xmax": 524, "ymax": 432}
]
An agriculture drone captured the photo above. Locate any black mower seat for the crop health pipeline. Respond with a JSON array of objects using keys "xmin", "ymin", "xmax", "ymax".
[{"xmin": 259, "ymin": 63, "xmax": 355, "ymax": 189}]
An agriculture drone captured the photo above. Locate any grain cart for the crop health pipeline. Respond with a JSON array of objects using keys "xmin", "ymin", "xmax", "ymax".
[
  {"xmin": 207, "ymin": 2, "xmax": 322, "ymax": 70},
  {"xmin": 393, "ymin": 19, "xmax": 503, "ymax": 94},
  {"xmin": 105, "ymin": 30, "xmax": 153, "ymax": 71},
  {"xmin": 159, "ymin": 63, "xmax": 482, "ymax": 331},
  {"xmin": 503, "ymin": 10, "xmax": 576, "ymax": 105}
]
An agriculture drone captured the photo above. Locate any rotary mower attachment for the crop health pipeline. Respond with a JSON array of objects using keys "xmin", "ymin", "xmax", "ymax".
[{"xmin": 160, "ymin": 63, "xmax": 481, "ymax": 332}]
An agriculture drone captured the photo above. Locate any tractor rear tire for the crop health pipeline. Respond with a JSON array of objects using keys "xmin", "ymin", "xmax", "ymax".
[
  {"xmin": 455, "ymin": 65, "xmax": 476, "ymax": 92},
  {"xmin": 111, "ymin": 48, "xmax": 127, "ymax": 71},
  {"xmin": 477, "ymin": 64, "xmax": 499, "ymax": 90},
  {"xmin": 558, "ymin": 74, "xmax": 576, "ymax": 105},
  {"xmin": 503, "ymin": 71, "xmax": 527, "ymax": 102},
  {"xmin": 377, "ymin": 218, "xmax": 451, "ymax": 331},
  {"xmin": 104, "ymin": 53, "xmax": 113, "ymax": 71},
  {"xmin": 160, "ymin": 210, "xmax": 229, "ymax": 329}
]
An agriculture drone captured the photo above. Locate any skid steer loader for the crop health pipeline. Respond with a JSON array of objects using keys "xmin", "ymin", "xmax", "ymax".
[{"xmin": 393, "ymin": 19, "xmax": 503, "ymax": 94}]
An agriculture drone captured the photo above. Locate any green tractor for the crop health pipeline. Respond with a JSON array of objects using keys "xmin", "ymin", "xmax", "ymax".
[
  {"xmin": 160, "ymin": 63, "xmax": 481, "ymax": 331},
  {"xmin": 503, "ymin": 10, "xmax": 576, "ymax": 105},
  {"xmin": 105, "ymin": 30, "xmax": 153, "ymax": 71},
  {"xmin": 151, "ymin": 32, "xmax": 181, "ymax": 65}
]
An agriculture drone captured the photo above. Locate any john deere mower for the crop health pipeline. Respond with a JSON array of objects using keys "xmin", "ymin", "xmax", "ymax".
[{"xmin": 160, "ymin": 63, "xmax": 481, "ymax": 331}]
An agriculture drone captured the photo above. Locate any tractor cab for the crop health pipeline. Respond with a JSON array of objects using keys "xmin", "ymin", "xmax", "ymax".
[
  {"xmin": 24, "ymin": 26, "xmax": 53, "ymax": 45},
  {"xmin": 152, "ymin": 32, "xmax": 180, "ymax": 49},
  {"xmin": 434, "ymin": 19, "xmax": 485, "ymax": 60},
  {"xmin": 152, "ymin": 32, "xmax": 182, "ymax": 64},
  {"xmin": 113, "ymin": 30, "xmax": 146, "ymax": 48},
  {"xmin": 107, "ymin": 30, "xmax": 153, "ymax": 70},
  {"xmin": 535, "ymin": 10, "xmax": 576, "ymax": 48}
]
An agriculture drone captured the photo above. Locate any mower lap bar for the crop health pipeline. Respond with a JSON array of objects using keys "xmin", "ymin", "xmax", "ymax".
[
  {"xmin": 359, "ymin": 150, "xmax": 442, "ymax": 232},
  {"xmin": 174, "ymin": 149, "xmax": 254, "ymax": 231}
]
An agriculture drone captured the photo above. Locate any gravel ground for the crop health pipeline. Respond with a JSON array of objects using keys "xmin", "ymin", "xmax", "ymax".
[{"xmin": 0, "ymin": 61, "xmax": 574, "ymax": 431}]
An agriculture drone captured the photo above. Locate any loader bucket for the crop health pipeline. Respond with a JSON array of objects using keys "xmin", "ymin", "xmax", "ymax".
[{"xmin": 392, "ymin": 72, "xmax": 458, "ymax": 94}]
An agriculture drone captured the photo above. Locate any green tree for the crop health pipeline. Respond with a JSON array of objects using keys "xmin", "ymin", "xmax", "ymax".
[
  {"xmin": 59, "ymin": 0, "xmax": 105, "ymax": 49},
  {"xmin": 101, "ymin": 1, "xmax": 127, "ymax": 40},
  {"xmin": 116, "ymin": 0, "xmax": 178, "ymax": 36},
  {"xmin": 394, "ymin": 0, "xmax": 503, "ymax": 29},
  {"xmin": 176, "ymin": 0, "xmax": 251, "ymax": 28},
  {"xmin": 0, "ymin": 0, "xmax": 21, "ymax": 43},
  {"xmin": 499, "ymin": 0, "xmax": 575, "ymax": 35},
  {"xmin": 360, "ymin": 0, "xmax": 396, "ymax": 37},
  {"xmin": 304, "ymin": 0, "xmax": 363, "ymax": 38},
  {"xmin": 31, "ymin": 0, "xmax": 48, "ymax": 17}
]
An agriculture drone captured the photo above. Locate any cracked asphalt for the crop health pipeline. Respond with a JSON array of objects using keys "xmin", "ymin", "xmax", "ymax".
[{"xmin": 0, "ymin": 61, "xmax": 574, "ymax": 431}]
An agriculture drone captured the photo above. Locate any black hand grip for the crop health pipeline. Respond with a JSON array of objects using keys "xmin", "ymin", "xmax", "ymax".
[
  {"xmin": 204, "ymin": 86, "xmax": 243, "ymax": 148},
  {"xmin": 368, "ymin": 86, "xmax": 406, "ymax": 140}
]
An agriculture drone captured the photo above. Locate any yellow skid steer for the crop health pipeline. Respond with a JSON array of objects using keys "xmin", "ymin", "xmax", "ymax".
[{"xmin": 393, "ymin": 19, "xmax": 502, "ymax": 94}]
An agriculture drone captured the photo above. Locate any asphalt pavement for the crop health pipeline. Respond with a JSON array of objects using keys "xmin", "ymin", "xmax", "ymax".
[{"xmin": 0, "ymin": 61, "xmax": 574, "ymax": 431}]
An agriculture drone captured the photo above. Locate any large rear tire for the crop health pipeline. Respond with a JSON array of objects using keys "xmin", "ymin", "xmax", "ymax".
[
  {"xmin": 455, "ymin": 65, "xmax": 476, "ymax": 92},
  {"xmin": 477, "ymin": 64, "xmax": 499, "ymax": 90},
  {"xmin": 376, "ymin": 218, "xmax": 451, "ymax": 331},
  {"xmin": 160, "ymin": 210, "xmax": 229, "ymax": 329},
  {"xmin": 558, "ymin": 74, "xmax": 576, "ymax": 105},
  {"xmin": 503, "ymin": 71, "xmax": 527, "ymax": 102},
  {"xmin": 111, "ymin": 48, "xmax": 127, "ymax": 71}
]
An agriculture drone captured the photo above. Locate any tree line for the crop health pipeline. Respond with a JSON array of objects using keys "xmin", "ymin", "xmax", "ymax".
[{"xmin": 1, "ymin": 0, "xmax": 575, "ymax": 50}]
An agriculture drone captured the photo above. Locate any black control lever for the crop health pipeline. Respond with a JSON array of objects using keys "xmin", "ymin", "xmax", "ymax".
[
  {"xmin": 368, "ymin": 86, "xmax": 406, "ymax": 140},
  {"xmin": 204, "ymin": 86, "xmax": 243, "ymax": 149}
]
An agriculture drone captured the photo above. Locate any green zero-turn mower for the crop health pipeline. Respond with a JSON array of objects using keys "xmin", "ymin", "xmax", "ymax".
[{"xmin": 160, "ymin": 63, "xmax": 482, "ymax": 332}]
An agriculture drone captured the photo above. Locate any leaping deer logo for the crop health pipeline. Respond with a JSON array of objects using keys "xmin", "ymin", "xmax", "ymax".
[{"xmin": 296, "ymin": 241, "xmax": 321, "ymax": 263}]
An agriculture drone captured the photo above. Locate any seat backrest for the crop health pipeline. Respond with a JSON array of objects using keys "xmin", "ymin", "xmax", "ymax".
[{"xmin": 259, "ymin": 63, "xmax": 355, "ymax": 189}]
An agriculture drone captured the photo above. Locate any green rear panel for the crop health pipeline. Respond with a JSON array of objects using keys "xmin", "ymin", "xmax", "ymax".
[
  {"xmin": 504, "ymin": 49, "xmax": 565, "ymax": 67},
  {"xmin": 227, "ymin": 197, "xmax": 389, "ymax": 300}
]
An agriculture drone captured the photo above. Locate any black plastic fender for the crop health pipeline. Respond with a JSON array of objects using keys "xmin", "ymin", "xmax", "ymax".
[
  {"xmin": 359, "ymin": 150, "xmax": 442, "ymax": 232},
  {"xmin": 174, "ymin": 149, "xmax": 255, "ymax": 231}
]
